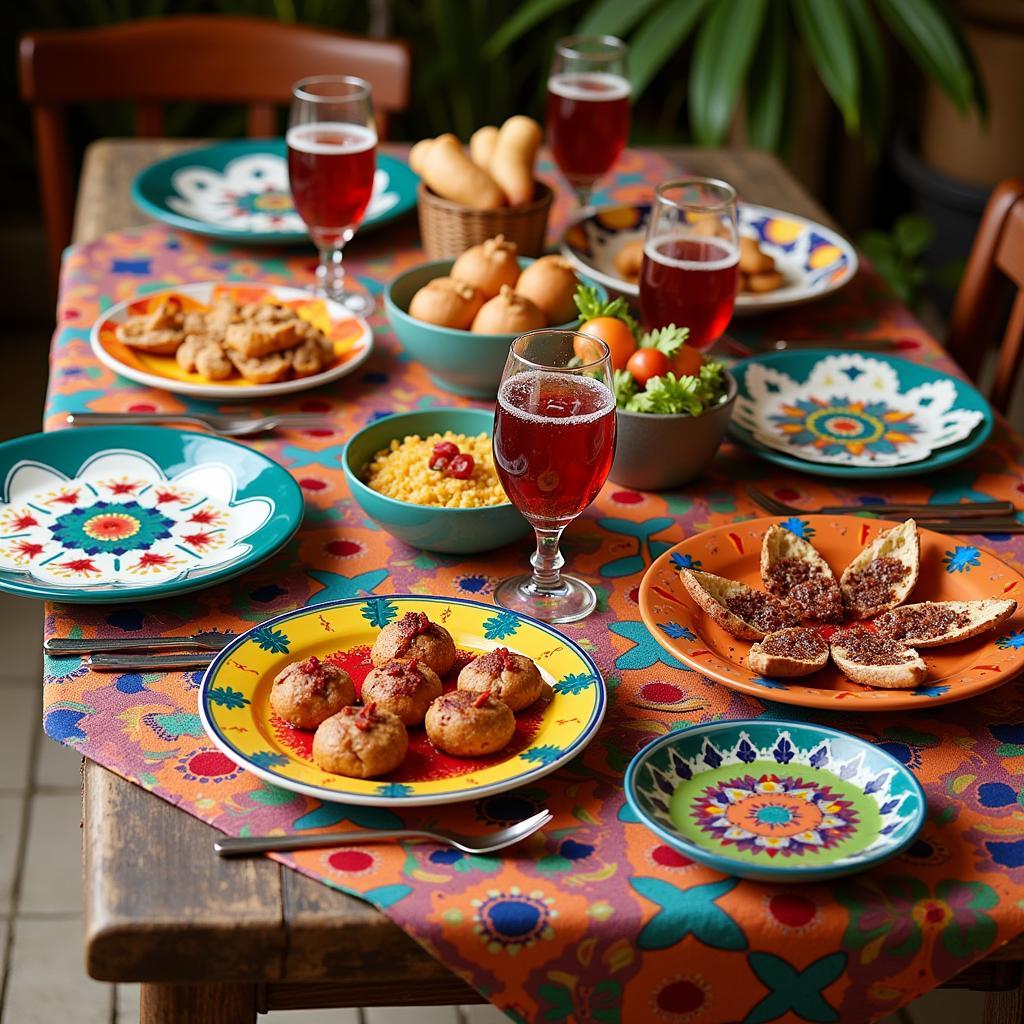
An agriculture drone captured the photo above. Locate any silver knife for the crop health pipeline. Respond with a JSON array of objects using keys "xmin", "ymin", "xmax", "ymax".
[
  {"xmin": 87, "ymin": 652, "xmax": 216, "ymax": 672},
  {"xmin": 768, "ymin": 337, "xmax": 895, "ymax": 351},
  {"xmin": 45, "ymin": 629, "xmax": 236, "ymax": 656}
]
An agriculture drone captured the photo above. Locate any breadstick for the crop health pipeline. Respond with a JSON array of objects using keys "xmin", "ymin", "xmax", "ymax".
[
  {"xmin": 421, "ymin": 134, "xmax": 505, "ymax": 209},
  {"xmin": 489, "ymin": 115, "xmax": 541, "ymax": 206},
  {"xmin": 469, "ymin": 126, "xmax": 499, "ymax": 169},
  {"xmin": 409, "ymin": 137, "xmax": 436, "ymax": 176}
]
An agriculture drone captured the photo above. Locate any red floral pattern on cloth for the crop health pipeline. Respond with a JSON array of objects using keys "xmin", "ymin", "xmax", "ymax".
[{"xmin": 40, "ymin": 150, "xmax": 1024, "ymax": 1023}]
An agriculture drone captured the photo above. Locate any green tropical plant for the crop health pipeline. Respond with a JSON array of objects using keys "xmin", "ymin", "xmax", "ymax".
[{"xmin": 486, "ymin": 0, "xmax": 985, "ymax": 152}]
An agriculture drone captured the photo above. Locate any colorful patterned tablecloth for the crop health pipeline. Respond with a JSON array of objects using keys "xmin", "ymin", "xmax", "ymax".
[{"xmin": 40, "ymin": 151, "xmax": 1024, "ymax": 1023}]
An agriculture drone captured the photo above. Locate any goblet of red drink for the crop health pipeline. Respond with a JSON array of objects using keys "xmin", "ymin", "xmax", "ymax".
[
  {"xmin": 546, "ymin": 35, "xmax": 630, "ymax": 210},
  {"xmin": 639, "ymin": 178, "xmax": 739, "ymax": 351},
  {"xmin": 288, "ymin": 75, "xmax": 377, "ymax": 316},
  {"xmin": 493, "ymin": 330, "xmax": 616, "ymax": 624}
]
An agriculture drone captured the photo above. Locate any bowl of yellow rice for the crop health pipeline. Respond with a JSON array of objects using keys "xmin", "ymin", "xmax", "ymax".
[{"xmin": 343, "ymin": 408, "xmax": 530, "ymax": 553}]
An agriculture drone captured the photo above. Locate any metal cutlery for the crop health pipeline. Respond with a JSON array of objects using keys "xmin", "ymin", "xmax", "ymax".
[
  {"xmin": 746, "ymin": 485, "xmax": 1017, "ymax": 520},
  {"xmin": 214, "ymin": 808, "xmax": 554, "ymax": 858},
  {"xmin": 46, "ymin": 629, "xmax": 235, "ymax": 656},
  {"xmin": 723, "ymin": 337, "xmax": 895, "ymax": 357},
  {"xmin": 66, "ymin": 411, "xmax": 336, "ymax": 437},
  {"xmin": 87, "ymin": 652, "xmax": 215, "ymax": 672}
]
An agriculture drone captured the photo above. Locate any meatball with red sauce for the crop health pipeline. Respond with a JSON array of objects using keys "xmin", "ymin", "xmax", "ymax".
[{"xmin": 270, "ymin": 655, "xmax": 355, "ymax": 730}]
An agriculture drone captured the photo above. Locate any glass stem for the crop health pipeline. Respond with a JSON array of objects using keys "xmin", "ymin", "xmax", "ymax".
[
  {"xmin": 573, "ymin": 183, "xmax": 594, "ymax": 211},
  {"xmin": 529, "ymin": 526, "xmax": 566, "ymax": 593},
  {"xmin": 315, "ymin": 233, "xmax": 353, "ymax": 301}
]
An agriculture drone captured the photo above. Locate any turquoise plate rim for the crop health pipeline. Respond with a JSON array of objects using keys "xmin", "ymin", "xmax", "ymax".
[
  {"xmin": 131, "ymin": 139, "xmax": 418, "ymax": 244},
  {"xmin": 0, "ymin": 426, "xmax": 303, "ymax": 603},
  {"xmin": 624, "ymin": 718, "xmax": 927, "ymax": 882},
  {"xmin": 727, "ymin": 348, "xmax": 994, "ymax": 478},
  {"xmin": 198, "ymin": 594, "xmax": 608, "ymax": 807}
]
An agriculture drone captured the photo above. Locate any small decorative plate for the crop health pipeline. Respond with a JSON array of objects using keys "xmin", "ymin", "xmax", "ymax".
[
  {"xmin": 638, "ymin": 515, "xmax": 1024, "ymax": 711},
  {"xmin": 91, "ymin": 282, "xmax": 373, "ymax": 401},
  {"xmin": 199, "ymin": 595, "xmax": 607, "ymax": 807},
  {"xmin": 732, "ymin": 351, "xmax": 990, "ymax": 470},
  {"xmin": 559, "ymin": 202, "xmax": 858, "ymax": 314},
  {"xmin": 0, "ymin": 427, "xmax": 302, "ymax": 602},
  {"xmin": 132, "ymin": 140, "xmax": 419, "ymax": 244},
  {"xmin": 625, "ymin": 720, "xmax": 925, "ymax": 881}
]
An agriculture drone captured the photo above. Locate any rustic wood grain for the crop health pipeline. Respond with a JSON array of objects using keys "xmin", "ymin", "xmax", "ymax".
[{"xmin": 139, "ymin": 981, "xmax": 257, "ymax": 1024}]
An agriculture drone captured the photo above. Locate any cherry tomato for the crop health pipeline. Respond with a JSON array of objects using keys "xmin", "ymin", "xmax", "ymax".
[
  {"xmin": 626, "ymin": 347, "xmax": 670, "ymax": 387},
  {"xmin": 575, "ymin": 317, "xmax": 637, "ymax": 370},
  {"xmin": 432, "ymin": 440, "xmax": 459, "ymax": 460},
  {"xmin": 447, "ymin": 453, "xmax": 475, "ymax": 479},
  {"xmin": 429, "ymin": 454, "xmax": 451, "ymax": 472},
  {"xmin": 670, "ymin": 345, "xmax": 704, "ymax": 378}
]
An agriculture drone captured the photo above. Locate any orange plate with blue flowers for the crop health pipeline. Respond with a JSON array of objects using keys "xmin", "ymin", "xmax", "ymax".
[
  {"xmin": 638, "ymin": 515, "xmax": 1024, "ymax": 711},
  {"xmin": 199, "ymin": 595, "xmax": 606, "ymax": 806}
]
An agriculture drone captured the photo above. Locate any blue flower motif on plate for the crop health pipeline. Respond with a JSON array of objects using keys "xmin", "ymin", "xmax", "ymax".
[
  {"xmin": 671, "ymin": 552, "xmax": 702, "ymax": 571},
  {"xmin": 207, "ymin": 685, "xmax": 249, "ymax": 710},
  {"xmin": 658, "ymin": 622, "xmax": 696, "ymax": 641},
  {"xmin": 360, "ymin": 596, "xmax": 399, "ymax": 629},
  {"xmin": 251, "ymin": 624, "xmax": 290, "ymax": 654},
  {"xmin": 552, "ymin": 672, "xmax": 596, "ymax": 696},
  {"xmin": 943, "ymin": 545, "xmax": 981, "ymax": 573},
  {"xmin": 482, "ymin": 610, "xmax": 521, "ymax": 640},
  {"xmin": 519, "ymin": 745, "xmax": 562, "ymax": 766},
  {"xmin": 996, "ymin": 629, "xmax": 1024, "ymax": 651},
  {"xmin": 779, "ymin": 517, "xmax": 814, "ymax": 539}
]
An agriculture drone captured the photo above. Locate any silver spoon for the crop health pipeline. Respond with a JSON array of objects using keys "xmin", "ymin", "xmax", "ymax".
[
  {"xmin": 45, "ymin": 629, "xmax": 236, "ymax": 656},
  {"xmin": 66, "ymin": 411, "xmax": 335, "ymax": 437},
  {"xmin": 214, "ymin": 809, "xmax": 554, "ymax": 858}
]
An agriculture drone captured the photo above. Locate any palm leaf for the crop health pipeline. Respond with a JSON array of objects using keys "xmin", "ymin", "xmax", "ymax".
[
  {"xmin": 792, "ymin": 0, "xmax": 860, "ymax": 132},
  {"xmin": 576, "ymin": 0, "xmax": 666, "ymax": 37},
  {"xmin": 745, "ymin": 0, "xmax": 789, "ymax": 151},
  {"xmin": 628, "ymin": 0, "xmax": 711, "ymax": 99},
  {"xmin": 484, "ymin": 0, "xmax": 580, "ymax": 57},
  {"xmin": 843, "ymin": 0, "xmax": 889, "ymax": 149}
]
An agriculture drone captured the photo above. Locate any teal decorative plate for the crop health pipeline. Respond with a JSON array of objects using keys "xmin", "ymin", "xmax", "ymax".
[
  {"xmin": 0, "ymin": 427, "xmax": 302, "ymax": 602},
  {"xmin": 625, "ymin": 720, "xmax": 925, "ymax": 882},
  {"xmin": 728, "ymin": 349, "xmax": 993, "ymax": 477},
  {"xmin": 132, "ymin": 140, "xmax": 418, "ymax": 244},
  {"xmin": 559, "ymin": 202, "xmax": 858, "ymax": 313}
]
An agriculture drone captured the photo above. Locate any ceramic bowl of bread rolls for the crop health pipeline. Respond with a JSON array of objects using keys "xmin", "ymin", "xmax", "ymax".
[
  {"xmin": 385, "ymin": 234, "xmax": 605, "ymax": 398},
  {"xmin": 410, "ymin": 117, "xmax": 553, "ymax": 258}
]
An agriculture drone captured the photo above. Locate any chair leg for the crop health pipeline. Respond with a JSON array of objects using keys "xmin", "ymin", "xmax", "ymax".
[
  {"xmin": 983, "ymin": 978, "xmax": 1024, "ymax": 1024},
  {"xmin": 139, "ymin": 982, "xmax": 258, "ymax": 1024}
]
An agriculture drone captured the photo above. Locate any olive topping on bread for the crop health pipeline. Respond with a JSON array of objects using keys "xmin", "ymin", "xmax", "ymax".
[
  {"xmin": 760, "ymin": 523, "xmax": 843, "ymax": 623},
  {"xmin": 748, "ymin": 627, "xmax": 829, "ymax": 677},
  {"xmin": 873, "ymin": 599, "xmax": 1017, "ymax": 648},
  {"xmin": 829, "ymin": 628, "xmax": 927, "ymax": 690},
  {"xmin": 840, "ymin": 520, "xmax": 919, "ymax": 619},
  {"xmin": 679, "ymin": 569, "xmax": 798, "ymax": 641}
]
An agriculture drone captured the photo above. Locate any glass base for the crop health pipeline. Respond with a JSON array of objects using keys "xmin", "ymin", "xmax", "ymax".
[
  {"xmin": 316, "ymin": 276, "xmax": 375, "ymax": 317},
  {"xmin": 493, "ymin": 573, "xmax": 597, "ymax": 624}
]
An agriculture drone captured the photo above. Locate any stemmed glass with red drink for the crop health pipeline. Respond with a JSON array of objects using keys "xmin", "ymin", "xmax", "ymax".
[
  {"xmin": 492, "ymin": 330, "xmax": 616, "ymax": 624},
  {"xmin": 546, "ymin": 35, "xmax": 630, "ymax": 210},
  {"xmin": 639, "ymin": 178, "xmax": 739, "ymax": 350},
  {"xmin": 288, "ymin": 76, "xmax": 377, "ymax": 316}
]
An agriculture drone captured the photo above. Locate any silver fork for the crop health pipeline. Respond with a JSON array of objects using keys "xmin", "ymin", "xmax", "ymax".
[
  {"xmin": 214, "ymin": 809, "xmax": 554, "ymax": 858},
  {"xmin": 66, "ymin": 411, "xmax": 335, "ymax": 437},
  {"xmin": 745, "ymin": 484, "xmax": 1016, "ymax": 519}
]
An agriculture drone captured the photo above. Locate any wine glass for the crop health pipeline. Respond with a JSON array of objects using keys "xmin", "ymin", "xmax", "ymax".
[
  {"xmin": 546, "ymin": 35, "xmax": 631, "ymax": 210},
  {"xmin": 638, "ymin": 178, "xmax": 739, "ymax": 350},
  {"xmin": 492, "ymin": 330, "xmax": 616, "ymax": 624},
  {"xmin": 287, "ymin": 75, "xmax": 377, "ymax": 316}
]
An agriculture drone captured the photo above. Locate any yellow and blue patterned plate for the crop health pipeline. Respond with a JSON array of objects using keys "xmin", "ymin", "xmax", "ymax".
[
  {"xmin": 199, "ymin": 595, "xmax": 606, "ymax": 806},
  {"xmin": 559, "ymin": 202, "xmax": 858, "ymax": 314}
]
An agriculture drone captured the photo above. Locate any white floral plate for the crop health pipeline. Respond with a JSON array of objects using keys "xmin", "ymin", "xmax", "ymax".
[
  {"xmin": 731, "ymin": 350, "xmax": 991, "ymax": 472},
  {"xmin": 0, "ymin": 427, "xmax": 302, "ymax": 602}
]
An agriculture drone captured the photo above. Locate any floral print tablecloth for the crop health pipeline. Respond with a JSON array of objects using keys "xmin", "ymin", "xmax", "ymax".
[{"xmin": 39, "ymin": 151, "xmax": 1024, "ymax": 1023}]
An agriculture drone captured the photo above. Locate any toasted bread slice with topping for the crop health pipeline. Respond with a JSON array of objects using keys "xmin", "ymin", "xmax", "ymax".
[
  {"xmin": 748, "ymin": 627, "xmax": 829, "ymax": 677},
  {"xmin": 679, "ymin": 569, "xmax": 798, "ymax": 641},
  {"xmin": 829, "ymin": 627, "xmax": 927, "ymax": 689},
  {"xmin": 760, "ymin": 522, "xmax": 843, "ymax": 623},
  {"xmin": 873, "ymin": 598, "xmax": 1017, "ymax": 648},
  {"xmin": 840, "ymin": 519, "xmax": 919, "ymax": 619}
]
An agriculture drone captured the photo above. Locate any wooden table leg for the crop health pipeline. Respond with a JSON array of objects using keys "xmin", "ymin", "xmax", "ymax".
[
  {"xmin": 139, "ymin": 982, "xmax": 257, "ymax": 1024},
  {"xmin": 984, "ymin": 980, "xmax": 1024, "ymax": 1024}
]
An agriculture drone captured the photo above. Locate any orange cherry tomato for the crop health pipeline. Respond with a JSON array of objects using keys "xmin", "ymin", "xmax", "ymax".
[
  {"xmin": 626, "ymin": 347, "xmax": 670, "ymax": 387},
  {"xmin": 575, "ymin": 317, "xmax": 637, "ymax": 370},
  {"xmin": 670, "ymin": 345, "xmax": 704, "ymax": 379}
]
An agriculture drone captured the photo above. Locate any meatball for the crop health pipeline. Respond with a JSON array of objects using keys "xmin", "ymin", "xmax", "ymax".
[
  {"xmin": 424, "ymin": 690, "xmax": 515, "ymax": 757},
  {"xmin": 370, "ymin": 611, "xmax": 456, "ymax": 676},
  {"xmin": 361, "ymin": 658, "xmax": 443, "ymax": 726},
  {"xmin": 312, "ymin": 703, "xmax": 408, "ymax": 778},
  {"xmin": 457, "ymin": 647, "xmax": 543, "ymax": 711},
  {"xmin": 269, "ymin": 655, "xmax": 355, "ymax": 730}
]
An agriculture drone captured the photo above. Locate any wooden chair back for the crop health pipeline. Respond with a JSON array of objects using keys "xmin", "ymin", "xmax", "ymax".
[
  {"xmin": 947, "ymin": 178, "xmax": 1024, "ymax": 414},
  {"xmin": 18, "ymin": 15, "xmax": 411, "ymax": 280}
]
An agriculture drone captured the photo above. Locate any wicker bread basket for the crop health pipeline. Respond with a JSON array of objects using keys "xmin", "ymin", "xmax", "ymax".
[{"xmin": 417, "ymin": 181, "xmax": 554, "ymax": 259}]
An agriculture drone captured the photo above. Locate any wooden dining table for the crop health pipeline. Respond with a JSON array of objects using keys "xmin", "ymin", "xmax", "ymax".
[{"xmin": 65, "ymin": 139, "xmax": 1024, "ymax": 1024}]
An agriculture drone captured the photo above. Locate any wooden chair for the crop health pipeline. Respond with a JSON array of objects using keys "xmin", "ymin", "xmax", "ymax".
[
  {"xmin": 18, "ymin": 15, "xmax": 412, "ymax": 280},
  {"xmin": 947, "ymin": 178, "xmax": 1024, "ymax": 414}
]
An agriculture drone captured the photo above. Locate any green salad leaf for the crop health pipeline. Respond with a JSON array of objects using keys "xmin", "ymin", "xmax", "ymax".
[
  {"xmin": 618, "ymin": 359, "xmax": 729, "ymax": 416},
  {"xmin": 639, "ymin": 323, "xmax": 690, "ymax": 356},
  {"xmin": 613, "ymin": 368, "xmax": 638, "ymax": 407}
]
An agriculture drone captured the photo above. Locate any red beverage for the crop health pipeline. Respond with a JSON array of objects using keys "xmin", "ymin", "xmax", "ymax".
[
  {"xmin": 494, "ymin": 372, "xmax": 616, "ymax": 525},
  {"xmin": 546, "ymin": 72, "xmax": 631, "ymax": 187},
  {"xmin": 287, "ymin": 122, "xmax": 376, "ymax": 247},
  {"xmin": 639, "ymin": 236, "xmax": 739, "ymax": 349}
]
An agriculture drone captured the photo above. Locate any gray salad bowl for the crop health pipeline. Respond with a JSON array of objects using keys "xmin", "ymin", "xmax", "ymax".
[{"xmin": 609, "ymin": 370, "xmax": 737, "ymax": 491}]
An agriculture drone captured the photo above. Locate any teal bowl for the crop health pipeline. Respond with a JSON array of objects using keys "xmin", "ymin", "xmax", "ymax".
[
  {"xmin": 342, "ymin": 408, "xmax": 530, "ymax": 554},
  {"xmin": 384, "ymin": 259, "xmax": 602, "ymax": 398}
]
